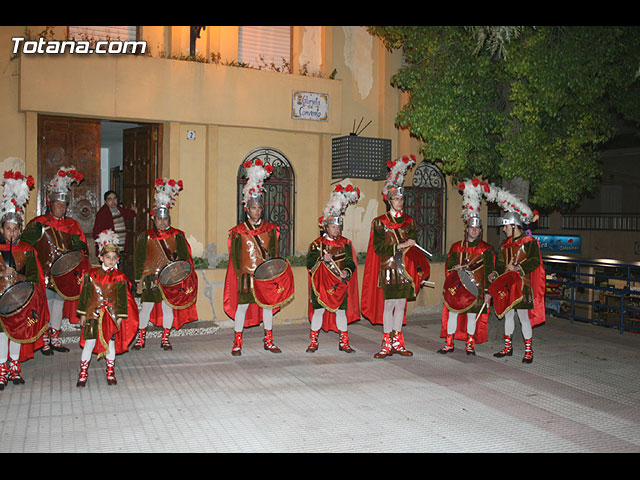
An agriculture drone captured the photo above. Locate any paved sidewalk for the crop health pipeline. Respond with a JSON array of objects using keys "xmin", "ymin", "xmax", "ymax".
[{"xmin": 1, "ymin": 312, "xmax": 640, "ymax": 453}]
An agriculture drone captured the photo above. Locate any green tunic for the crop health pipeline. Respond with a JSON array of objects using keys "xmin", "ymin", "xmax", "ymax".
[
  {"xmin": 372, "ymin": 214, "xmax": 417, "ymax": 300},
  {"xmin": 76, "ymin": 268, "xmax": 128, "ymax": 341}
]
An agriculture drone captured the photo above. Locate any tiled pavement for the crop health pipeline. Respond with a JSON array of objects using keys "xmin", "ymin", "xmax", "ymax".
[{"xmin": 1, "ymin": 311, "xmax": 640, "ymax": 453}]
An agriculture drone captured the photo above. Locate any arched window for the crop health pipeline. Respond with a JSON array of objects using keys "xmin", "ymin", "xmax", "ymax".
[
  {"xmin": 404, "ymin": 161, "xmax": 446, "ymax": 255},
  {"xmin": 237, "ymin": 148, "xmax": 295, "ymax": 257}
]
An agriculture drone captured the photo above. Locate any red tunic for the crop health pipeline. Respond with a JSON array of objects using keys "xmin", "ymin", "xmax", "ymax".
[
  {"xmin": 440, "ymin": 239, "xmax": 494, "ymax": 344},
  {"xmin": 307, "ymin": 235, "xmax": 360, "ymax": 333},
  {"xmin": 77, "ymin": 267, "xmax": 139, "ymax": 356},
  {"xmin": 499, "ymin": 235, "xmax": 546, "ymax": 327},
  {"xmin": 223, "ymin": 221, "xmax": 280, "ymax": 327}
]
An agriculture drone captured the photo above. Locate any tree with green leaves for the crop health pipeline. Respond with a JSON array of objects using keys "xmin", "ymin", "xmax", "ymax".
[{"xmin": 368, "ymin": 26, "xmax": 640, "ymax": 211}]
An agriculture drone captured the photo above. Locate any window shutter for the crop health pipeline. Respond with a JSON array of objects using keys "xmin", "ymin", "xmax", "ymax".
[
  {"xmin": 238, "ymin": 26, "xmax": 291, "ymax": 69},
  {"xmin": 68, "ymin": 26, "xmax": 137, "ymax": 42}
]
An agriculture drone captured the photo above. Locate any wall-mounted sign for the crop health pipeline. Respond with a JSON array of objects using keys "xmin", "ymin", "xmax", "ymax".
[
  {"xmin": 534, "ymin": 235, "xmax": 581, "ymax": 253},
  {"xmin": 292, "ymin": 91, "xmax": 328, "ymax": 121}
]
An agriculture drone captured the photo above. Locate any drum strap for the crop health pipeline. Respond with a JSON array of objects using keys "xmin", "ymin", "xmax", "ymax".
[
  {"xmin": 1, "ymin": 242, "xmax": 16, "ymax": 270},
  {"xmin": 244, "ymin": 220, "xmax": 269, "ymax": 260},
  {"xmin": 0, "ymin": 243, "xmax": 26, "ymax": 276},
  {"xmin": 153, "ymin": 227, "xmax": 177, "ymax": 262}
]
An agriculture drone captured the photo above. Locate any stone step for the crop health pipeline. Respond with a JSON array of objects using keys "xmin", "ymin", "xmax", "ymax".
[{"xmin": 57, "ymin": 318, "xmax": 220, "ymax": 345}]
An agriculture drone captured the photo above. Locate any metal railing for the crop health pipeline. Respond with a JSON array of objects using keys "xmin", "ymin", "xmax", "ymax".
[
  {"xmin": 543, "ymin": 256, "xmax": 640, "ymax": 334},
  {"xmin": 561, "ymin": 214, "xmax": 640, "ymax": 231}
]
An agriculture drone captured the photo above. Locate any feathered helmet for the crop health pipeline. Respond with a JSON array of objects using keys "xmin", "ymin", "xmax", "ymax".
[
  {"xmin": 47, "ymin": 166, "xmax": 83, "ymax": 204},
  {"xmin": 458, "ymin": 177, "xmax": 539, "ymax": 228},
  {"xmin": 241, "ymin": 159, "xmax": 273, "ymax": 210},
  {"xmin": 96, "ymin": 229, "xmax": 120, "ymax": 256},
  {"xmin": 0, "ymin": 170, "xmax": 35, "ymax": 227},
  {"xmin": 318, "ymin": 183, "xmax": 361, "ymax": 228},
  {"xmin": 152, "ymin": 178, "xmax": 183, "ymax": 219},
  {"xmin": 382, "ymin": 155, "xmax": 416, "ymax": 201}
]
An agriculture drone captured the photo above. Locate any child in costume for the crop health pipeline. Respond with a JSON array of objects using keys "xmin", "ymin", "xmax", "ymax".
[{"xmin": 76, "ymin": 230, "xmax": 139, "ymax": 386}]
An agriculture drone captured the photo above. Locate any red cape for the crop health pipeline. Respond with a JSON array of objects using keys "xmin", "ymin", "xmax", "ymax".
[
  {"xmin": 0, "ymin": 241, "xmax": 50, "ymax": 361},
  {"xmin": 307, "ymin": 236, "xmax": 360, "ymax": 332},
  {"xmin": 361, "ymin": 214, "xmax": 415, "ymax": 326},
  {"xmin": 30, "ymin": 214, "xmax": 87, "ymax": 245},
  {"xmin": 223, "ymin": 221, "xmax": 280, "ymax": 327},
  {"xmin": 78, "ymin": 268, "xmax": 139, "ymax": 355}
]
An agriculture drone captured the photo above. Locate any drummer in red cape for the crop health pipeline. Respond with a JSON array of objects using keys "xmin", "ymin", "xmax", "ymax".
[
  {"xmin": 223, "ymin": 159, "xmax": 293, "ymax": 356},
  {"xmin": 132, "ymin": 178, "xmax": 198, "ymax": 351},
  {"xmin": 439, "ymin": 181, "xmax": 495, "ymax": 355},
  {"xmin": 361, "ymin": 155, "xmax": 431, "ymax": 359},
  {"xmin": 75, "ymin": 230, "xmax": 139, "ymax": 387},
  {"xmin": 0, "ymin": 170, "xmax": 49, "ymax": 389},
  {"xmin": 306, "ymin": 183, "xmax": 361, "ymax": 354},
  {"xmin": 21, "ymin": 166, "xmax": 90, "ymax": 356},
  {"xmin": 488, "ymin": 199, "xmax": 545, "ymax": 364}
]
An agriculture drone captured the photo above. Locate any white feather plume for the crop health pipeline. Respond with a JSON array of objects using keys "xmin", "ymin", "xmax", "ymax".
[
  {"xmin": 322, "ymin": 184, "xmax": 361, "ymax": 221},
  {"xmin": 382, "ymin": 155, "xmax": 416, "ymax": 197},
  {"xmin": 96, "ymin": 229, "xmax": 119, "ymax": 250},
  {"xmin": 459, "ymin": 178, "xmax": 535, "ymax": 223}
]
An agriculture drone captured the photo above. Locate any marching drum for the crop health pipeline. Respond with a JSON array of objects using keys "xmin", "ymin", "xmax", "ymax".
[
  {"xmin": 395, "ymin": 245, "xmax": 431, "ymax": 295},
  {"xmin": 158, "ymin": 260, "xmax": 198, "ymax": 309},
  {"xmin": 50, "ymin": 250, "xmax": 91, "ymax": 300},
  {"xmin": 252, "ymin": 258, "xmax": 295, "ymax": 309},
  {"xmin": 311, "ymin": 261, "xmax": 349, "ymax": 312},
  {"xmin": 488, "ymin": 270, "xmax": 524, "ymax": 319},
  {"xmin": 443, "ymin": 269, "xmax": 479, "ymax": 313},
  {"xmin": 0, "ymin": 281, "xmax": 49, "ymax": 342}
]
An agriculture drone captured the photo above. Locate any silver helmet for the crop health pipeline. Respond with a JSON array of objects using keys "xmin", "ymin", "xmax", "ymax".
[
  {"xmin": 501, "ymin": 211, "xmax": 523, "ymax": 228},
  {"xmin": 153, "ymin": 205, "xmax": 171, "ymax": 219},
  {"xmin": 466, "ymin": 215, "xmax": 482, "ymax": 228},
  {"xmin": 323, "ymin": 215, "xmax": 343, "ymax": 227}
]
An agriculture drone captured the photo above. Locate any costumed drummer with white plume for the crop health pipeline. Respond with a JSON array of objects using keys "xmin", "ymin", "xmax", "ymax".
[
  {"xmin": 485, "ymin": 184, "xmax": 546, "ymax": 364},
  {"xmin": 21, "ymin": 166, "xmax": 90, "ymax": 355},
  {"xmin": 133, "ymin": 178, "xmax": 198, "ymax": 351},
  {"xmin": 361, "ymin": 154, "xmax": 431, "ymax": 359},
  {"xmin": 223, "ymin": 159, "xmax": 294, "ymax": 356},
  {"xmin": 0, "ymin": 170, "xmax": 49, "ymax": 389},
  {"xmin": 306, "ymin": 183, "xmax": 361, "ymax": 354},
  {"xmin": 439, "ymin": 179, "xmax": 495, "ymax": 355}
]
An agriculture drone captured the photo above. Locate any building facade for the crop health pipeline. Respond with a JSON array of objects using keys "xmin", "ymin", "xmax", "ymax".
[{"xmin": 0, "ymin": 25, "xmax": 480, "ymax": 324}]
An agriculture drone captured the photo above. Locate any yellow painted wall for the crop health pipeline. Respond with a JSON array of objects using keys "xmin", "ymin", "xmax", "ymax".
[{"xmin": 0, "ymin": 25, "xmax": 467, "ymax": 326}]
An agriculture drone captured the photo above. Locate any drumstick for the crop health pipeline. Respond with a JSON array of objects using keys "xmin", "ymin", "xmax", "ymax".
[
  {"xmin": 414, "ymin": 244, "xmax": 433, "ymax": 258},
  {"xmin": 477, "ymin": 299, "xmax": 489, "ymax": 316},
  {"xmin": 327, "ymin": 257, "xmax": 348, "ymax": 283}
]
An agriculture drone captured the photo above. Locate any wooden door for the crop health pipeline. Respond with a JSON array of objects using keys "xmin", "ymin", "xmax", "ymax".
[
  {"xmin": 38, "ymin": 115, "xmax": 101, "ymax": 264},
  {"xmin": 121, "ymin": 124, "xmax": 161, "ymax": 271}
]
